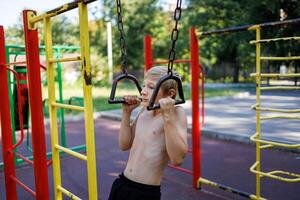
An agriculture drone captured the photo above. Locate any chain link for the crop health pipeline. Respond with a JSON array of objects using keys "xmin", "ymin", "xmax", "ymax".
[
  {"xmin": 116, "ymin": 0, "xmax": 182, "ymax": 75},
  {"xmin": 116, "ymin": 0, "xmax": 128, "ymax": 75},
  {"xmin": 167, "ymin": 0, "xmax": 182, "ymax": 75}
]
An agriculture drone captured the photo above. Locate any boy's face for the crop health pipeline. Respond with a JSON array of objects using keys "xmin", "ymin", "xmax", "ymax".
[{"xmin": 141, "ymin": 77, "xmax": 164, "ymax": 106}]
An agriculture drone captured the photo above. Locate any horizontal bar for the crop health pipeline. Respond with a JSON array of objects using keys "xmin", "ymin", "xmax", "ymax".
[
  {"xmin": 57, "ymin": 185, "xmax": 82, "ymax": 200},
  {"xmin": 197, "ymin": 18, "xmax": 300, "ymax": 36},
  {"xmin": 168, "ymin": 164, "xmax": 193, "ymax": 175},
  {"xmin": 260, "ymin": 144, "xmax": 274, "ymax": 149},
  {"xmin": 250, "ymin": 132, "xmax": 300, "ymax": 148},
  {"xmin": 260, "ymin": 56, "xmax": 300, "ymax": 61},
  {"xmin": 14, "ymin": 152, "xmax": 34, "ymax": 165},
  {"xmin": 55, "ymin": 144, "xmax": 87, "ymax": 161},
  {"xmin": 251, "ymin": 73, "xmax": 300, "ymax": 78},
  {"xmin": 153, "ymin": 59, "xmax": 190, "ymax": 65},
  {"xmin": 2, "ymin": 61, "xmax": 27, "ymax": 66},
  {"xmin": 49, "ymin": 56, "xmax": 81, "ymax": 63},
  {"xmin": 260, "ymin": 86, "xmax": 300, "ymax": 90},
  {"xmin": 10, "ymin": 175, "xmax": 36, "ymax": 197},
  {"xmin": 198, "ymin": 177, "xmax": 261, "ymax": 200},
  {"xmin": 250, "ymin": 162, "xmax": 300, "ymax": 182},
  {"xmin": 261, "ymin": 116, "xmax": 300, "ymax": 120},
  {"xmin": 52, "ymin": 102, "xmax": 84, "ymax": 111},
  {"xmin": 252, "ymin": 105, "xmax": 300, "ymax": 113},
  {"xmin": 250, "ymin": 36, "xmax": 300, "ymax": 44},
  {"xmin": 30, "ymin": 0, "xmax": 97, "ymax": 24}
]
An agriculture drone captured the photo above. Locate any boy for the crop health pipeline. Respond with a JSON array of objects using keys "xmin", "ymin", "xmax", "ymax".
[{"xmin": 108, "ymin": 66, "xmax": 188, "ymax": 200}]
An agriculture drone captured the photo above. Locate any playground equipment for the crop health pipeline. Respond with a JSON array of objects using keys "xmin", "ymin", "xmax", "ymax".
[
  {"xmin": 248, "ymin": 19, "xmax": 300, "ymax": 199},
  {"xmin": 0, "ymin": 26, "xmax": 50, "ymax": 200},
  {"xmin": 0, "ymin": 45, "xmax": 84, "ymax": 169},
  {"xmin": 22, "ymin": 0, "xmax": 98, "ymax": 199},
  {"xmin": 195, "ymin": 18, "xmax": 300, "ymax": 199},
  {"xmin": 144, "ymin": 30, "xmax": 205, "ymax": 188}
]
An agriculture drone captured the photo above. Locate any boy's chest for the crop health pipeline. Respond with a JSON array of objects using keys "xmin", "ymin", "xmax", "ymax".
[{"xmin": 135, "ymin": 113, "xmax": 165, "ymax": 140}]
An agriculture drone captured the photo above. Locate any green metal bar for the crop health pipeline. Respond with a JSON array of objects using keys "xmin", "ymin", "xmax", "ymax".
[{"xmin": 56, "ymin": 51, "xmax": 67, "ymax": 147}]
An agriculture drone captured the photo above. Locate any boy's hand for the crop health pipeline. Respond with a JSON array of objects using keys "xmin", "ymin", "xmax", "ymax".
[
  {"xmin": 123, "ymin": 96, "xmax": 141, "ymax": 113},
  {"xmin": 159, "ymin": 97, "xmax": 175, "ymax": 113}
]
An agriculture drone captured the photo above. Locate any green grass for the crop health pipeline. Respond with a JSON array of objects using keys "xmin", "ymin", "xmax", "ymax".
[{"xmin": 42, "ymin": 83, "xmax": 244, "ymax": 116}]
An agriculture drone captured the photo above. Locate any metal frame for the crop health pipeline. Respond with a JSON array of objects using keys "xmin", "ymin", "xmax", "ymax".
[
  {"xmin": 23, "ymin": 1, "xmax": 98, "ymax": 199},
  {"xmin": 194, "ymin": 18, "xmax": 300, "ymax": 200}
]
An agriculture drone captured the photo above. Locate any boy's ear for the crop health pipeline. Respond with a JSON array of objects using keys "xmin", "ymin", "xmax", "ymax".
[{"xmin": 168, "ymin": 89, "xmax": 176, "ymax": 99}]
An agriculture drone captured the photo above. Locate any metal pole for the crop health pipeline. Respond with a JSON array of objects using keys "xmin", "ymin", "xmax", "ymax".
[
  {"xmin": 106, "ymin": 21, "xmax": 113, "ymax": 84},
  {"xmin": 190, "ymin": 27, "xmax": 201, "ymax": 189},
  {"xmin": 144, "ymin": 35, "xmax": 153, "ymax": 72},
  {"xmin": 23, "ymin": 10, "xmax": 50, "ymax": 200},
  {"xmin": 0, "ymin": 25, "xmax": 18, "ymax": 200}
]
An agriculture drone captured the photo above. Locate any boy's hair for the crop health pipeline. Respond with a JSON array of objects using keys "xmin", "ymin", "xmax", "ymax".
[{"xmin": 145, "ymin": 66, "xmax": 180, "ymax": 99}]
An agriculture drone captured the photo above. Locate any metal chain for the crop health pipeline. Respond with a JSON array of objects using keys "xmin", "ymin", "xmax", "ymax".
[
  {"xmin": 116, "ymin": 0, "xmax": 128, "ymax": 75},
  {"xmin": 167, "ymin": 0, "xmax": 182, "ymax": 75}
]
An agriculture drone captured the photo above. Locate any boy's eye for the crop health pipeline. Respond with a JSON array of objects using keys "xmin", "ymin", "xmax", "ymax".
[{"xmin": 149, "ymin": 86, "xmax": 154, "ymax": 90}]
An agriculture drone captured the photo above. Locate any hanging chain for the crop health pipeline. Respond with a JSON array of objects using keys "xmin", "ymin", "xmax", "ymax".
[
  {"xmin": 167, "ymin": 0, "xmax": 182, "ymax": 75},
  {"xmin": 116, "ymin": 0, "xmax": 128, "ymax": 75}
]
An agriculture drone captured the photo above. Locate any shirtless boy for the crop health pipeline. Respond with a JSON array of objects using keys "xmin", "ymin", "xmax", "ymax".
[{"xmin": 108, "ymin": 66, "xmax": 188, "ymax": 200}]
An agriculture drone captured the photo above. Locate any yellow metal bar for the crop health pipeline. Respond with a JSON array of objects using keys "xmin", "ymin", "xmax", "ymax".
[
  {"xmin": 52, "ymin": 102, "xmax": 84, "ymax": 111},
  {"xmin": 250, "ymin": 132, "xmax": 300, "ymax": 148},
  {"xmin": 55, "ymin": 144, "xmax": 87, "ymax": 161},
  {"xmin": 261, "ymin": 86, "xmax": 300, "ymax": 90},
  {"xmin": 261, "ymin": 116, "xmax": 300, "ymax": 120},
  {"xmin": 250, "ymin": 36, "xmax": 300, "ymax": 44},
  {"xmin": 29, "ymin": 0, "xmax": 97, "ymax": 24},
  {"xmin": 260, "ymin": 144, "xmax": 274, "ymax": 149},
  {"xmin": 50, "ymin": 56, "xmax": 81, "ymax": 63},
  {"xmin": 79, "ymin": 3, "xmax": 98, "ymax": 199},
  {"xmin": 260, "ymin": 56, "xmax": 300, "ymax": 61},
  {"xmin": 254, "ymin": 26, "xmax": 262, "ymax": 199},
  {"xmin": 44, "ymin": 17, "xmax": 62, "ymax": 199},
  {"xmin": 57, "ymin": 185, "xmax": 82, "ymax": 200},
  {"xmin": 198, "ymin": 178, "xmax": 264, "ymax": 200},
  {"xmin": 252, "ymin": 105, "xmax": 300, "ymax": 113},
  {"xmin": 250, "ymin": 162, "xmax": 300, "ymax": 182},
  {"xmin": 250, "ymin": 73, "xmax": 300, "ymax": 78}
]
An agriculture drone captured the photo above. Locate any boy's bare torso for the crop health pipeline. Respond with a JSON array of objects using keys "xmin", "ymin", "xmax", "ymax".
[{"xmin": 124, "ymin": 109, "xmax": 169, "ymax": 185}]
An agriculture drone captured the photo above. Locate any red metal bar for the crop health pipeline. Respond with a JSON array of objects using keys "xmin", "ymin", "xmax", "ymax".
[
  {"xmin": 144, "ymin": 35, "xmax": 153, "ymax": 72},
  {"xmin": 190, "ymin": 27, "xmax": 201, "ymax": 189},
  {"xmin": 3, "ymin": 61, "xmax": 27, "ymax": 66},
  {"xmin": 14, "ymin": 153, "xmax": 34, "ymax": 165},
  {"xmin": 10, "ymin": 176, "xmax": 36, "ymax": 197},
  {"xmin": 6, "ymin": 68, "xmax": 25, "ymax": 150},
  {"xmin": 153, "ymin": 59, "xmax": 190, "ymax": 65},
  {"xmin": 23, "ymin": 10, "xmax": 50, "ymax": 200},
  {"xmin": 0, "ymin": 25, "xmax": 18, "ymax": 200},
  {"xmin": 168, "ymin": 164, "xmax": 193, "ymax": 175}
]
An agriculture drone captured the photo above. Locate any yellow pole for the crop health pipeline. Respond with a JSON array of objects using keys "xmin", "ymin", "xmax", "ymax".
[
  {"xmin": 44, "ymin": 17, "xmax": 63, "ymax": 199},
  {"xmin": 78, "ymin": 3, "xmax": 98, "ymax": 199},
  {"xmin": 254, "ymin": 26, "xmax": 261, "ymax": 199}
]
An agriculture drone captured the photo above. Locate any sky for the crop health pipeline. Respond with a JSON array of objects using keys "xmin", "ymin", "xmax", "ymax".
[{"xmin": 0, "ymin": 0, "xmax": 181, "ymax": 29}]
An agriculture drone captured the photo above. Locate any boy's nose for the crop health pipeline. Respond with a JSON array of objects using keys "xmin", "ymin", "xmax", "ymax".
[{"xmin": 141, "ymin": 87, "xmax": 147, "ymax": 96}]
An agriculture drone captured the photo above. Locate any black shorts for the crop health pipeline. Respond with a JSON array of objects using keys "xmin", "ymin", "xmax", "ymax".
[{"xmin": 108, "ymin": 173, "xmax": 161, "ymax": 200}]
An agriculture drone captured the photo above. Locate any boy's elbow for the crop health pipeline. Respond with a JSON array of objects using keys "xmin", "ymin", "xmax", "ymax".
[
  {"xmin": 119, "ymin": 141, "xmax": 131, "ymax": 151},
  {"xmin": 170, "ymin": 149, "xmax": 188, "ymax": 166}
]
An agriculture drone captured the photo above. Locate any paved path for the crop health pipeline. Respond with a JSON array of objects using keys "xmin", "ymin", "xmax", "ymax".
[{"xmin": 100, "ymin": 90, "xmax": 300, "ymax": 144}]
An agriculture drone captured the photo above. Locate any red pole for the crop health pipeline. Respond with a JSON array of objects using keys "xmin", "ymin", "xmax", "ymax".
[
  {"xmin": 144, "ymin": 35, "xmax": 153, "ymax": 72},
  {"xmin": 0, "ymin": 25, "xmax": 18, "ymax": 200},
  {"xmin": 23, "ymin": 10, "xmax": 50, "ymax": 199},
  {"xmin": 190, "ymin": 27, "xmax": 201, "ymax": 189}
]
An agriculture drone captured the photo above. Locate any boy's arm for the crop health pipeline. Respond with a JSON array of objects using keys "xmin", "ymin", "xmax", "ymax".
[
  {"xmin": 119, "ymin": 96, "xmax": 141, "ymax": 151},
  {"xmin": 160, "ymin": 98, "xmax": 188, "ymax": 166}
]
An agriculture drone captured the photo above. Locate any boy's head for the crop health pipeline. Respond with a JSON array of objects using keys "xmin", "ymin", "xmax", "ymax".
[{"xmin": 141, "ymin": 66, "xmax": 180, "ymax": 106}]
